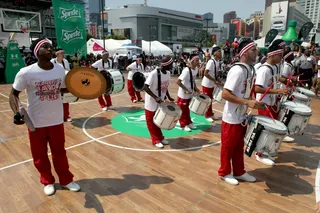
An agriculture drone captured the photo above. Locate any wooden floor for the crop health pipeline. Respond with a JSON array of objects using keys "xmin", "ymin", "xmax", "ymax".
[{"xmin": 0, "ymin": 72, "xmax": 319, "ymax": 213}]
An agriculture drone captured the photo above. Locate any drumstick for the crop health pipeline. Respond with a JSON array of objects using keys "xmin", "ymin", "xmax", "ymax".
[{"xmin": 259, "ymin": 82, "xmax": 274, "ymax": 102}]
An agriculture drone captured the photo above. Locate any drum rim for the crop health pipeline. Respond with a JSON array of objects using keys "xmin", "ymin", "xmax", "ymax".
[
  {"xmin": 104, "ymin": 70, "xmax": 125, "ymax": 94},
  {"xmin": 282, "ymin": 101, "xmax": 312, "ymax": 115},
  {"xmin": 252, "ymin": 115, "xmax": 288, "ymax": 133},
  {"xmin": 296, "ymin": 87, "xmax": 316, "ymax": 97},
  {"xmin": 292, "ymin": 92, "xmax": 309, "ymax": 101},
  {"xmin": 159, "ymin": 102, "xmax": 182, "ymax": 116}
]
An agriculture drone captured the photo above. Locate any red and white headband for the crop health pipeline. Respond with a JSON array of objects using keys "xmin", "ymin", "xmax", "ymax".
[
  {"xmin": 56, "ymin": 50, "xmax": 64, "ymax": 55},
  {"xmin": 33, "ymin": 39, "xmax": 52, "ymax": 58},
  {"xmin": 161, "ymin": 58, "xmax": 173, "ymax": 67},
  {"xmin": 279, "ymin": 42, "xmax": 286, "ymax": 47},
  {"xmin": 239, "ymin": 42, "xmax": 256, "ymax": 57},
  {"xmin": 102, "ymin": 51, "xmax": 109, "ymax": 56},
  {"xmin": 267, "ymin": 49, "xmax": 284, "ymax": 57},
  {"xmin": 189, "ymin": 55, "xmax": 199, "ymax": 63},
  {"xmin": 283, "ymin": 51, "xmax": 293, "ymax": 60}
]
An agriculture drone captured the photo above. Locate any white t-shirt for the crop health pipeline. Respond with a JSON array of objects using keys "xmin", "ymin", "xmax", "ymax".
[
  {"xmin": 12, "ymin": 63, "xmax": 65, "ymax": 128},
  {"xmin": 202, "ymin": 58, "xmax": 219, "ymax": 88},
  {"xmin": 127, "ymin": 61, "xmax": 144, "ymax": 80},
  {"xmin": 144, "ymin": 69, "xmax": 170, "ymax": 112},
  {"xmin": 178, "ymin": 67, "xmax": 198, "ymax": 99},
  {"xmin": 222, "ymin": 63, "xmax": 254, "ymax": 124},
  {"xmin": 254, "ymin": 62, "xmax": 262, "ymax": 71},
  {"xmin": 255, "ymin": 63, "xmax": 278, "ymax": 106},
  {"xmin": 91, "ymin": 59, "xmax": 112, "ymax": 71},
  {"xmin": 317, "ymin": 60, "xmax": 320, "ymax": 78},
  {"xmin": 50, "ymin": 58, "xmax": 70, "ymax": 71},
  {"xmin": 280, "ymin": 62, "xmax": 294, "ymax": 88},
  {"xmin": 113, "ymin": 55, "xmax": 119, "ymax": 63}
]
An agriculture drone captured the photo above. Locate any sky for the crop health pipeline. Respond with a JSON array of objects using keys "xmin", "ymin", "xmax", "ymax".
[{"xmin": 105, "ymin": 0, "xmax": 265, "ymax": 22}]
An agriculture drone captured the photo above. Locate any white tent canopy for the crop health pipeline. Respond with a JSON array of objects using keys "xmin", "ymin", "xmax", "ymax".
[{"xmin": 87, "ymin": 39, "xmax": 172, "ymax": 56}]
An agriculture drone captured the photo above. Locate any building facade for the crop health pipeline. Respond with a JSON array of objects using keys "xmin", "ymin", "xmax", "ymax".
[
  {"xmin": 263, "ymin": 0, "xmax": 312, "ymax": 36},
  {"xmin": 208, "ymin": 23, "xmax": 236, "ymax": 45},
  {"xmin": 296, "ymin": 0, "xmax": 320, "ymax": 40},
  {"xmin": 107, "ymin": 4, "xmax": 204, "ymax": 47},
  {"xmin": 231, "ymin": 19, "xmax": 247, "ymax": 36},
  {"xmin": 223, "ymin": 11, "xmax": 237, "ymax": 23}
]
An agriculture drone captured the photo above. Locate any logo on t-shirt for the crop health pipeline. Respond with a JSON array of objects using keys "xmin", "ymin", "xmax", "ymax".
[
  {"xmin": 35, "ymin": 78, "xmax": 62, "ymax": 101},
  {"xmin": 161, "ymin": 80, "xmax": 169, "ymax": 93}
]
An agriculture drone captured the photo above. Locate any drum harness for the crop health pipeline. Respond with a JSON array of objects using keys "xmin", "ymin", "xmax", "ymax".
[
  {"xmin": 228, "ymin": 63, "xmax": 256, "ymax": 127},
  {"xmin": 102, "ymin": 59, "xmax": 111, "ymax": 71},
  {"xmin": 55, "ymin": 59, "xmax": 67, "ymax": 99}
]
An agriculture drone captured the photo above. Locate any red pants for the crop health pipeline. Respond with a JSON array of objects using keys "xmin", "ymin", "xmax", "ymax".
[
  {"xmin": 63, "ymin": 103, "xmax": 70, "ymax": 121},
  {"xmin": 127, "ymin": 80, "xmax": 142, "ymax": 102},
  {"xmin": 202, "ymin": 86, "xmax": 215, "ymax": 118},
  {"xmin": 98, "ymin": 94, "xmax": 112, "ymax": 108},
  {"xmin": 177, "ymin": 97, "xmax": 192, "ymax": 128},
  {"xmin": 258, "ymin": 105, "xmax": 280, "ymax": 119},
  {"xmin": 145, "ymin": 109, "xmax": 164, "ymax": 144},
  {"xmin": 218, "ymin": 121, "xmax": 246, "ymax": 177},
  {"xmin": 28, "ymin": 123, "xmax": 74, "ymax": 186}
]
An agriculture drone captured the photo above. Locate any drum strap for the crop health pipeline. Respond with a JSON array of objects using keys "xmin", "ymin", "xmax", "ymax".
[
  {"xmin": 55, "ymin": 59, "xmax": 66, "ymax": 69},
  {"xmin": 230, "ymin": 63, "xmax": 255, "ymax": 98},
  {"xmin": 188, "ymin": 67, "xmax": 194, "ymax": 91},
  {"xmin": 209, "ymin": 59, "xmax": 218, "ymax": 80},
  {"xmin": 102, "ymin": 59, "xmax": 110, "ymax": 69},
  {"xmin": 157, "ymin": 69, "xmax": 161, "ymax": 97},
  {"xmin": 245, "ymin": 123, "xmax": 264, "ymax": 157}
]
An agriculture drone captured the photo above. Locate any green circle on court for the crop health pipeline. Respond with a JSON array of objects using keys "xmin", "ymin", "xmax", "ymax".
[{"xmin": 111, "ymin": 109, "xmax": 212, "ymax": 138}]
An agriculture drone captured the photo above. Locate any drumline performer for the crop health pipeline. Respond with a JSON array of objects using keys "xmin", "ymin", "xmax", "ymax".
[
  {"xmin": 254, "ymin": 42, "xmax": 289, "ymax": 166},
  {"xmin": 127, "ymin": 56, "xmax": 145, "ymax": 103},
  {"xmin": 91, "ymin": 50, "xmax": 116, "ymax": 111},
  {"xmin": 218, "ymin": 39, "xmax": 265, "ymax": 185},
  {"xmin": 51, "ymin": 49, "xmax": 72, "ymax": 122},
  {"xmin": 9, "ymin": 38, "xmax": 80, "ymax": 196},
  {"xmin": 201, "ymin": 46, "xmax": 224, "ymax": 122},
  {"xmin": 176, "ymin": 54, "xmax": 201, "ymax": 132},
  {"xmin": 144, "ymin": 56, "xmax": 174, "ymax": 148}
]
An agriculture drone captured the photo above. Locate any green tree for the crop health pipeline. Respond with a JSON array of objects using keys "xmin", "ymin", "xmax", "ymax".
[{"xmin": 106, "ymin": 34, "xmax": 127, "ymax": 40}]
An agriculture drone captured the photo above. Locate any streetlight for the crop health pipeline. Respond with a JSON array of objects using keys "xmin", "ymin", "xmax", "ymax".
[{"xmin": 100, "ymin": 0, "xmax": 105, "ymax": 49}]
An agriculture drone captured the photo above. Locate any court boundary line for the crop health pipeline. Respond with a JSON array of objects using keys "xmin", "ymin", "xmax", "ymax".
[{"xmin": 316, "ymin": 161, "xmax": 320, "ymax": 203}]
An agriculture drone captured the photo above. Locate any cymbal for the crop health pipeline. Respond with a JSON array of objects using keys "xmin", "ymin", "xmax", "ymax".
[{"xmin": 65, "ymin": 67, "xmax": 107, "ymax": 99}]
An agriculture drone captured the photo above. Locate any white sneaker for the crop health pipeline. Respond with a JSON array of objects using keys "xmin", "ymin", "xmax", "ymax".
[
  {"xmin": 206, "ymin": 117, "xmax": 214, "ymax": 122},
  {"xmin": 188, "ymin": 124, "xmax": 197, "ymax": 130},
  {"xmin": 44, "ymin": 184, "xmax": 56, "ymax": 196},
  {"xmin": 220, "ymin": 174, "xmax": 239, "ymax": 185},
  {"xmin": 283, "ymin": 136, "xmax": 295, "ymax": 143},
  {"xmin": 234, "ymin": 173, "xmax": 256, "ymax": 182},
  {"xmin": 67, "ymin": 118, "xmax": 72, "ymax": 122},
  {"xmin": 212, "ymin": 116, "xmax": 221, "ymax": 121},
  {"xmin": 62, "ymin": 182, "xmax": 81, "ymax": 192},
  {"xmin": 155, "ymin": 143, "xmax": 164, "ymax": 148},
  {"xmin": 133, "ymin": 100, "xmax": 138, "ymax": 103},
  {"xmin": 161, "ymin": 140, "xmax": 169, "ymax": 145},
  {"xmin": 138, "ymin": 99, "xmax": 145, "ymax": 102},
  {"xmin": 108, "ymin": 106, "xmax": 116, "ymax": 110},
  {"xmin": 102, "ymin": 107, "xmax": 108, "ymax": 111},
  {"xmin": 184, "ymin": 126, "xmax": 192, "ymax": 132},
  {"xmin": 255, "ymin": 154, "xmax": 275, "ymax": 166}
]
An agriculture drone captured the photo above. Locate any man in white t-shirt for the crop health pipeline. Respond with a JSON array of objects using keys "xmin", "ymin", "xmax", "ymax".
[
  {"xmin": 113, "ymin": 53, "xmax": 119, "ymax": 69},
  {"xmin": 219, "ymin": 40, "xmax": 265, "ymax": 186},
  {"xmin": 51, "ymin": 49, "xmax": 72, "ymax": 122},
  {"xmin": 280, "ymin": 48, "xmax": 295, "ymax": 89},
  {"xmin": 177, "ymin": 54, "xmax": 201, "ymax": 132},
  {"xmin": 201, "ymin": 46, "xmax": 224, "ymax": 122},
  {"xmin": 315, "ymin": 59, "xmax": 320, "ymax": 96},
  {"xmin": 144, "ymin": 56, "xmax": 174, "ymax": 148},
  {"xmin": 126, "ymin": 56, "xmax": 145, "ymax": 103},
  {"xmin": 254, "ymin": 56, "xmax": 267, "ymax": 71},
  {"xmin": 91, "ymin": 50, "xmax": 115, "ymax": 111},
  {"xmin": 255, "ymin": 42, "xmax": 289, "ymax": 166},
  {"xmin": 9, "ymin": 38, "xmax": 80, "ymax": 196}
]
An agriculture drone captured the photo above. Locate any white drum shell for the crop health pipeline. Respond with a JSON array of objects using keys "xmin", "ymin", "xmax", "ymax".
[
  {"xmin": 108, "ymin": 69, "xmax": 125, "ymax": 94},
  {"xmin": 153, "ymin": 103, "xmax": 182, "ymax": 130},
  {"xmin": 189, "ymin": 94, "xmax": 211, "ymax": 115},
  {"xmin": 213, "ymin": 87, "xmax": 225, "ymax": 104},
  {"xmin": 296, "ymin": 87, "xmax": 316, "ymax": 103}
]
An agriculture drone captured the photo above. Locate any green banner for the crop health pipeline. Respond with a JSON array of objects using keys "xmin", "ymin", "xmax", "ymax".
[
  {"xmin": 52, "ymin": 0, "xmax": 87, "ymax": 57},
  {"xmin": 5, "ymin": 42, "xmax": 25, "ymax": 83}
]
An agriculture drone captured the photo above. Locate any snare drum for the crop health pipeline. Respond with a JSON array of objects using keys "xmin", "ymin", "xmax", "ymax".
[
  {"xmin": 213, "ymin": 87, "xmax": 225, "ymax": 104},
  {"xmin": 285, "ymin": 92, "xmax": 311, "ymax": 106},
  {"xmin": 189, "ymin": 94, "xmax": 211, "ymax": 115},
  {"xmin": 278, "ymin": 101, "xmax": 312, "ymax": 135},
  {"xmin": 102, "ymin": 69, "xmax": 125, "ymax": 95},
  {"xmin": 244, "ymin": 116, "xmax": 287, "ymax": 157},
  {"xmin": 296, "ymin": 87, "xmax": 316, "ymax": 99},
  {"xmin": 153, "ymin": 102, "xmax": 182, "ymax": 130}
]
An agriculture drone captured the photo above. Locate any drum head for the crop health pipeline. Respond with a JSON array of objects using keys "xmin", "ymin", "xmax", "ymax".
[
  {"xmin": 296, "ymin": 87, "xmax": 316, "ymax": 98},
  {"xmin": 253, "ymin": 115, "xmax": 287, "ymax": 134},
  {"xmin": 196, "ymin": 94, "xmax": 211, "ymax": 103},
  {"xmin": 65, "ymin": 67, "xmax": 107, "ymax": 99},
  {"xmin": 282, "ymin": 101, "xmax": 312, "ymax": 116},
  {"xmin": 101, "ymin": 71, "xmax": 113, "ymax": 94},
  {"xmin": 292, "ymin": 92, "xmax": 309, "ymax": 101},
  {"xmin": 132, "ymin": 72, "xmax": 146, "ymax": 91},
  {"xmin": 160, "ymin": 102, "xmax": 182, "ymax": 116}
]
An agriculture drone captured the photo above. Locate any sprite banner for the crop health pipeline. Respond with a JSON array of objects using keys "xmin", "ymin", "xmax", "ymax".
[
  {"xmin": 5, "ymin": 42, "xmax": 25, "ymax": 83},
  {"xmin": 52, "ymin": 0, "xmax": 87, "ymax": 57}
]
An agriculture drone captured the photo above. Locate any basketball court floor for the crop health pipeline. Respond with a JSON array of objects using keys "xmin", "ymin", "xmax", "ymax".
[{"xmin": 0, "ymin": 74, "xmax": 319, "ymax": 213}]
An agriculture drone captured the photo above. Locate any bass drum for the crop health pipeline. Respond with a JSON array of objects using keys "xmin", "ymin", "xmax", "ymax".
[
  {"xmin": 132, "ymin": 72, "xmax": 150, "ymax": 91},
  {"xmin": 101, "ymin": 69, "xmax": 125, "ymax": 95}
]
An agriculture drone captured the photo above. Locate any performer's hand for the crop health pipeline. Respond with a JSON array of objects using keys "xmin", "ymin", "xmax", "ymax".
[
  {"xmin": 278, "ymin": 88, "xmax": 289, "ymax": 95},
  {"xmin": 155, "ymin": 97, "xmax": 163, "ymax": 103},
  {"xmin": 13, "ymin": 112, "xmax": 25, "ymax": 125},
  {"xmin": 168, "ymin": 97, "xmax": 175, "ymax": 102},
  {"xmin": 195, "ymin": 89, "xmax": 201, "ymax": 95},
  {"xmin": 185, "ymin": 90, "xmax": 192, "ymax": 94},
  {"xmin": 246, "ymin": 100, "xmax": 266, "ymax": 110},
  {"xmin": 217, "ymin": 82, "xmax": 224, "ymax": 87}
]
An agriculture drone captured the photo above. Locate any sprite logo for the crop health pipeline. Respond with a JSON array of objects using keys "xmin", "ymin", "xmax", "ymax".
[
  {"xmin": 58, "ymin": 6, "xmax": 81, "ymax": 21},
  {"xmin": 61, "ymin": 28, "xmax": 83, "ymax": 43}
]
